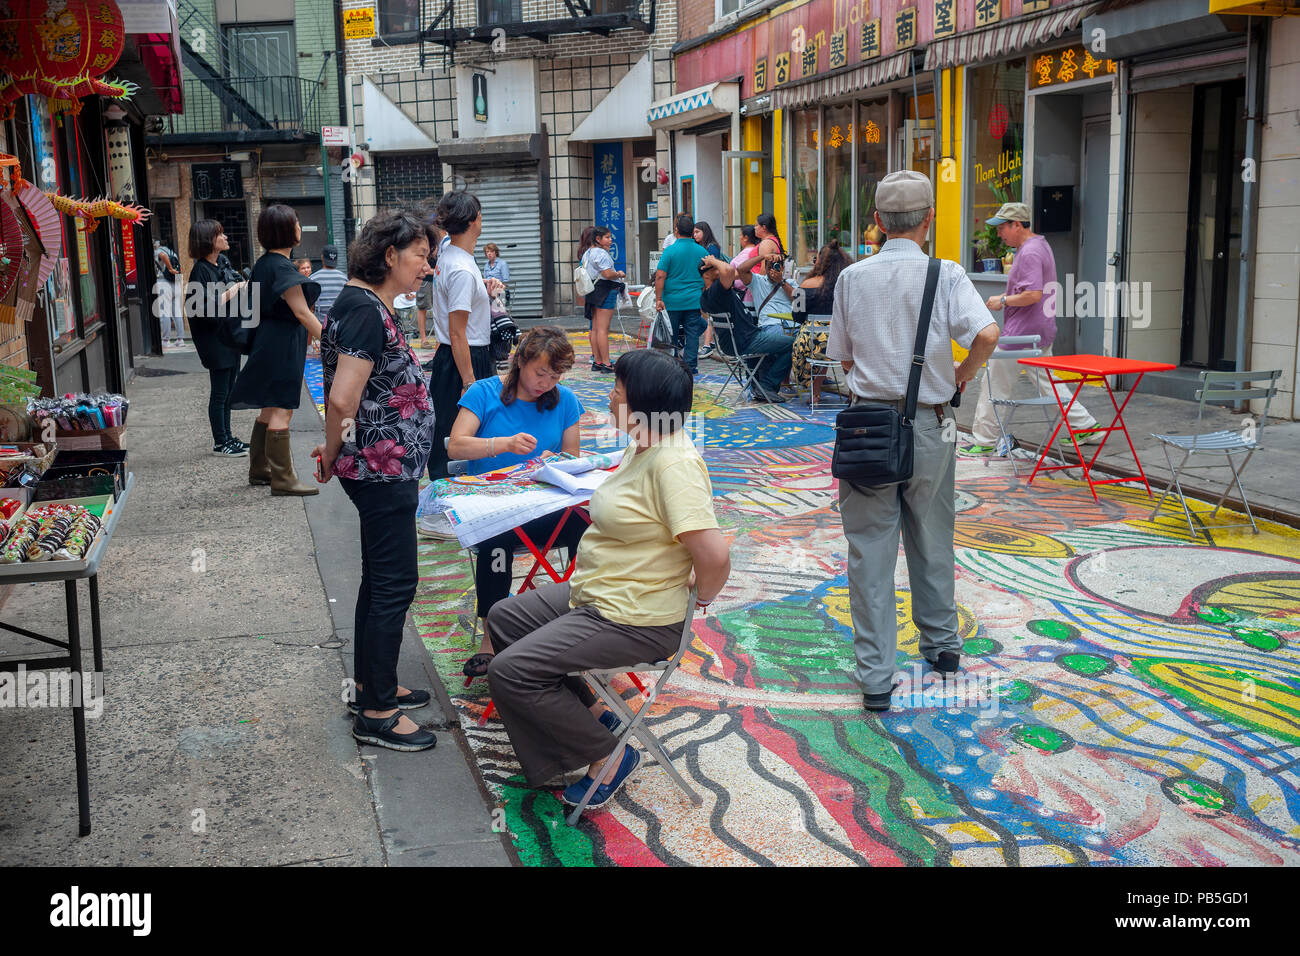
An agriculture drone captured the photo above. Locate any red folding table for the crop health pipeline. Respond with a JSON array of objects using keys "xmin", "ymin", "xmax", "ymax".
[{"xmin": 1016, "ymin": 354, "xmax": 1176, "ymax": 500}]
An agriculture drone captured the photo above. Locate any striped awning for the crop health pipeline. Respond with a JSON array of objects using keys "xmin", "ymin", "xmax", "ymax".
[
  {"xmin": 771, "ymin": 53, "xmax": 914, "ymax": 110},
  {"xmin": 924, "ymin": 1, "xmax": 1101, "ymax": 70}
]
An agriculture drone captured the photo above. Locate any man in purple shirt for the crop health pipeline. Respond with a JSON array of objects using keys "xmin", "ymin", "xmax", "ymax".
[{"xmin": 966, "ymin": 202, "xmax": 1098, "ymax": 453}]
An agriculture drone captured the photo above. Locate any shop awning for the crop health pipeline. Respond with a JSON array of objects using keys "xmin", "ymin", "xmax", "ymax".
[
  {"xmin": 771, "ymin": 52, "xmax": 913, "ymax": 110},
  {"xmin": 924, "ymin": 1, "xmax": 1100, "ymax": 69},
  {"xmin": 1208, "ymin": 0, "xmax": 1299, "ymax": 13},
  {"xmin": 1084, "ymin": 0, "xmax": 1246, "ymax": 59},
  {"xmin": 647, "ymin": 82, "xmax": 739, "ymax": 130},
  {"xmin": 570, "ymin": 54, "xmax": 653, "ymax": 142}
]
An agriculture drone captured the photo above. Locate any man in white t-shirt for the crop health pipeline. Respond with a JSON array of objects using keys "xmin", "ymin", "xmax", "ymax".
[{"xmin": 428, "ymin": 192, "xmax": 493, "ymax": 479}]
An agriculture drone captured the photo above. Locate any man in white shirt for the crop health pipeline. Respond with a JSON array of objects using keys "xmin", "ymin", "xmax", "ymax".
[{"xmin": 827, "ymin": 170, "xmax": 999, "ymax": 712}]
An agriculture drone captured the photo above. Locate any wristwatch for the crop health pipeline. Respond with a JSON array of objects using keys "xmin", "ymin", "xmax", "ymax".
[{"xmin": 1000, "ymin": 294, "xmax": 1007, "ymax": 308}]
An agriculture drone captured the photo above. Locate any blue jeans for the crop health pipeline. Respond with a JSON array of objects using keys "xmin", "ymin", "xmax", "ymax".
[
  {"xmin": 667, "ymin": 309, "xmax": 707, "ymax": 372},
  {"xmin": 746, "ymin": 328, "xmax": 794, "ymax": 392}
]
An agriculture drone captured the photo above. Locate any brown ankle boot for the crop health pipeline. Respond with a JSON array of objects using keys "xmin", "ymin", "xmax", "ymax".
[
  {"xmin": 266, "ymin": 428, "xmax": 319, "ymax": 496},
  {"xmin": 248, "ymin": 421, "xmax": 271, "ymax": 486}
]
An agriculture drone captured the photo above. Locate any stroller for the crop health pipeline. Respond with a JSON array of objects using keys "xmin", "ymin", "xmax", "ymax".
[{"xmin": 489, "ymin": 283, "xmax": 519, "ymax": 370}]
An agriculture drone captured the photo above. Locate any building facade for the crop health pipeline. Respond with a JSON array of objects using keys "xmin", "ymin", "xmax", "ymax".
[
  {"xmin": 669, "ymin": 0, "xmax": 1300, "ymax": 419},
  {"xmin": 342, "ymin": 0, "xmax": 679, "ymax": 318}
]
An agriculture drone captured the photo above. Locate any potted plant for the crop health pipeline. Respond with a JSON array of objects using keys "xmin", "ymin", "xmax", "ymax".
[{"xmin": 972, "ymin": 223, "xmax": 1008, "ymax": 273}]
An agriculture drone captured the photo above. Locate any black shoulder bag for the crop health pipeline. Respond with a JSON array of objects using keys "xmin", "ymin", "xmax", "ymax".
[{"xmin": 831, "ymin": 257, "xmax": 941, "ymax": 489}]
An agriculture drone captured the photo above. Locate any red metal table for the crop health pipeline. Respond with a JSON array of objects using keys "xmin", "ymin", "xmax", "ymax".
[{"xmin": 1017, "ymin": 354, "xmax": 1176, "ymax": 500}]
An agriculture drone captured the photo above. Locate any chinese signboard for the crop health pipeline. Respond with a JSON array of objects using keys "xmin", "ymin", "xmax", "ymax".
[
  {"xmin": 192, "ymin": 163, "xmax": 244, "ymax": 201},
  {"xmin": 1029, "ymin": 44, "xmax": 1117, "ymax": 89},
  {"xmin": 934, "ymin": 0, "xmax": 956, "ymax": 37},
  {"xmin": 895, "ymin": 5, "xmax": 916, "ymax": 50},
  {"xmin": 593, "ymin": 142, "xmax": 625, "ymax": 273},
  {"xmin": 975, "ymin": 0, "xmax": 1001, "ymax": 26},
  {"xmin": 343, "ymin": 6, "xmax": 375, "ymax": 40}
]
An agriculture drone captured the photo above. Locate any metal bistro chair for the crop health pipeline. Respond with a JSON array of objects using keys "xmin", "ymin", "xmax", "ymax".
[
  {"xmin": 801, "ymin": 313, "xmax": 849, "ymax": 411},
  {"xmin": 565, "ymin": 588, "xmax": 704, "ymax": 825},
  {"xmin": 985, "ymin": 334, "xmax": 1068, "ymax": 475},
  {"xmin": 1149, "ymin": 368, "xmax": 1282, "ymax": 540},
  {"xmin": 708, "ymin": 312, "xmax": 776, "ymax": 404}
]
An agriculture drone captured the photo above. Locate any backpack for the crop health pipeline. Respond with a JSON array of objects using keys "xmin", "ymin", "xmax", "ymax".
[
  {"xmin": 574, "ymin": 251, "xmax": 596, "ymax": 297},
  {"xmin": 490, "ymin": 311, "xmax": 519, "ymax": 363}
]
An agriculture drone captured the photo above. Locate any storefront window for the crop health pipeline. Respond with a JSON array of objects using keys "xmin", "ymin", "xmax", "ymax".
[
  {"xmin": 792, "ymin": 108, "xmax": 819, "ymax": 267},
  {"xmin": 64, "ymin": 115, "xmax": 104, "ymax": 330},
  {"xmin": 27, "ymin": 97, "xmax": 75, "ymax": 346},
  {"xmin": 966, "ymin": 59, "xmax": 1026, "ymax": 272},
  {"xmin": 822, "ymin": 104, "xmax": 853, "ymax": 257},
  {"xmin": 856, "ymin": 98, "xmax": 888, "ymax": 257}
]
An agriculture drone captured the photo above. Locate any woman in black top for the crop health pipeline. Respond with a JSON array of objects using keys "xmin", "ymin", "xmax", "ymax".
[
  {"xmin": 313, "ymin": 206, "xmax": 438, "ymax": 753},
  {"xmin": 186, "ymin": 219, "xmax": 250, "ymax": 457},
  {"xmin": 229, "ymin": 204, "xmax": 323, "ymax": 495}
]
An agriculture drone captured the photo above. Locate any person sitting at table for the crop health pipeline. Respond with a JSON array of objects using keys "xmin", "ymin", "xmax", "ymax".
[
  {"xmin": 485, "ymin": 348, "xmax": 731, "ymax": 809},
  {"xmin": 448, "ymin": 325, "xmax": 587, "ymax": 679},
  {"xmin": 790, "ymin": 239, "xmax": 851, "ymax": 404},
  {"xmin": 700, "ymin": 254, "xmax": 791, "ymax": 404}
]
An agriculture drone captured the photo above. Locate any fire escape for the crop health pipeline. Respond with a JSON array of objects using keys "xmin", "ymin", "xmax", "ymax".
[
  {"xmin": 418, "ymin": 0, "xmax": 657, "ymax": 69},
  {"xmin": 164, "ymin": 0, "xmax": 328, "ymax": 143}
]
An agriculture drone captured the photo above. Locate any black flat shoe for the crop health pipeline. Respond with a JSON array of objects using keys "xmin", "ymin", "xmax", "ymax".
[
  {"xmin": 347, "ymin": 687, "xmax": 432, "ymax": 714},
  {"xmin": 462, "ymin": 653, "xmax": 494, "ymax": 678},
  {"xmin": 352, "ymin": 711, "xmax": 437, "ymax": 752},
  {"xmin": 863, "ymin": 691, "xmax": 893, "ymax": 712},
  {"xmin": 927, "ymin": 651, "xmax": 961, "ymax": 676}
]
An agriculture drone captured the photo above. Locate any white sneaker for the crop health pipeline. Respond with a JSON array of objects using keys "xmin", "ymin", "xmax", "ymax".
[{"xmin": 417, "ymin": 512, "xmax": 458, "ymax": 541}]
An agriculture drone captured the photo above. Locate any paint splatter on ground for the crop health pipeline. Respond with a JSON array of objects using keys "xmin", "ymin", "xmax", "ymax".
[{"xmin": 310, "ymin": 334, "xmax": 1300, "ymax": 866}]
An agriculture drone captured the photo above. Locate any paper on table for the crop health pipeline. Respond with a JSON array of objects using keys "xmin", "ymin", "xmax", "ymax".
[{"xmin": 532, "ymin": 464, "xmax": 611, "ymax": 495}]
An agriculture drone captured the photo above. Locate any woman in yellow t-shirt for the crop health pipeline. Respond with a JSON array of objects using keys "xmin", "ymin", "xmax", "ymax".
[{"xmin": 484, "ymin": 349, "xmax": 731, "ymax": 808}]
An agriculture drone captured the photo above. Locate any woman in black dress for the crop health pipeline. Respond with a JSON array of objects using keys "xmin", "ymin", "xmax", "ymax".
[
  {"xmin": 186, "ymin": 219, "xmax": 250, "ymax": 458},
  {"xmin": 229, "ymin": 204, "xmax": 323, "ymax": 496}
]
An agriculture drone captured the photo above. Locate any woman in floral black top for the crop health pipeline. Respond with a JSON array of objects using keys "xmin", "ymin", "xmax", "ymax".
[{"xmin": 314, "ymin": 206, "xmax": 438, "ymax": 753}]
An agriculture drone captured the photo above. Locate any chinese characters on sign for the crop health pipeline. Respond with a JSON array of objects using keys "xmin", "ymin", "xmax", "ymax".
[
  {"xmin": 895, "ymin": 6, "xmax": 916, "ymax": 51},
  {"xmin": 934, "ymin": 0, "xmax": 956, "ymax": 39},
  {"xmin": 975, "ymin": 0, "xmax": 1001, "ymax": 28},
  {"xmin": 860, "ymin": 18, "xmax": 880, "ymax": 60},
  {"xmin": 801, "ymin": 32, "xmax": 820, "ymax": 76},
  {"xmin": 1023, "ymin": 0, "xmax": 1050, "ymax": 11},
  {"xmin": 1030, "ymin": 45, "xmax": 1118, "ymax": 89},
  {"xmin": 829, "ymin": 29, "xmax": 847, "ymax": 70},
  {"xmin": 754, "ymin": 58, "xmax": 768, "ymax": 93},
  {"xmin": 775, "ymin": 51, "xmax": 790, "ymax": 85},
  {"xmin": 593, "ymin": 142, "xmax": 625, "ymax": 273}
]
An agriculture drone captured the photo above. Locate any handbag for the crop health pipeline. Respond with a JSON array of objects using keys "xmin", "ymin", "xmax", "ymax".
[
  {"xmin": 574, "ymin": 252, "xmax": 596, "ymax": 296},
  {"xmin": 831, "ymin": 257, "xmax": 941, "ymax": 489}
]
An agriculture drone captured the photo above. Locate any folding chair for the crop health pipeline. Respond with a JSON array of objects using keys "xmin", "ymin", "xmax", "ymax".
[
  {"xmin": 565, "ymin": 588, "xmax": 704, "ymax": 825},
  {"xmin": 709, "ymin": 313, "xmax": 776, "ymax": 403},
  {"xmin": 799, "ymin": 314, "xmax": 849, "ymax": 410},
  {"xmin": 1148, "ymin": 368, "xmax": 1282, "ymax": 540},
  {"xmin": 984, "ymin": 334, "xmax": 1067, "ymax": 475}
]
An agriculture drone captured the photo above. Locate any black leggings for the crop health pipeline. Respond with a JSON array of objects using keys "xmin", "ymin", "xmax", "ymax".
[
  {"xmin": 207, "ymin": 365, "xmax": 238, "ymax": 445},
  {"xmin": 474, "ymin": 509, "xmax": 588, "ymax": 619}
]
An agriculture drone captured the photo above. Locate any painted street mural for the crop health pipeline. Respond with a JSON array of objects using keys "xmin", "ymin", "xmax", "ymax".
[{"xmin": 309, "ymin": 336, "xmax": 1300, "ymax": 866}]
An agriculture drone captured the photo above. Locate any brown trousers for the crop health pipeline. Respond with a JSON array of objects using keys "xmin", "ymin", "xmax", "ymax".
[{"xmin": 486, "ymin": 582, "xmax": 684, "ymax": 787}]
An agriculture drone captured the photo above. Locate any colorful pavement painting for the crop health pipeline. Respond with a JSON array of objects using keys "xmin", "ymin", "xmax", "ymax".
[{"xmin": 307, "ymin": 334, "xmax": 1300, "ymax": 866}]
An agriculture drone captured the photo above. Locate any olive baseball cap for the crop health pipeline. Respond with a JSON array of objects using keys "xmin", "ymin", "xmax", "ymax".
[
  {"xmin": 875, "ymin": 170, "xmax": 934, "ymax": 213},
  {"xmin": 987, "ymin": 202, "xmax": 1031, "ymax": 226}
]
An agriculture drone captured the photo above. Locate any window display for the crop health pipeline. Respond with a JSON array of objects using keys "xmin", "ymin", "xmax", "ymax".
[{"xmin": 966, "ymin": 59, "xmax": 1026, "ymax": 272}]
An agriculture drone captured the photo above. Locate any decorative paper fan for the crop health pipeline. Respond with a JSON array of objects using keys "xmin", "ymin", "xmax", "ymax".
[
  {"xmin": 4, "ymin": 189, "xmax": 45, "ymax": 324},
  {"xmin": 16, "ymin": 183, "xmax": 60, "ymax": 286}
]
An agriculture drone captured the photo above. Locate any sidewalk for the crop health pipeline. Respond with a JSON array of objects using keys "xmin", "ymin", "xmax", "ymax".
[
  {"xmin": 951, "ymin": 373, "xmax": 1300, "ymax": 523},
  {"xmin": 0, "ymin": 349, "xmax": 511, "ymax": 865}
]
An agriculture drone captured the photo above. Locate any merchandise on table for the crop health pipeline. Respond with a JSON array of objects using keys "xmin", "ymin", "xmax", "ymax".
[
  {"xmin": 0, "ymin": 442, "xmax": 55, "ymax": 486},
  {"xmin": 0, "ymin": 496, "xmax": 21, "ymax": 518},
  {"xmin": 26, "ymin": 393, "xmax": 130, "ymax": 431},
  {"xmin": 0, "ymin": 514, "xmax": 40, "ymax": 563},
  {"xmin": 0, "ymin": 502, "xmax": 104, "ymax": 563}
]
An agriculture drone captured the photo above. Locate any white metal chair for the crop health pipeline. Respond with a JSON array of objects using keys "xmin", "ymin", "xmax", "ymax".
[
  {"xmin": 708, "ymin": 312, "xmax": 776, "ymax": 403},
  {"xmin": 984, "ymin": 334, "xmax": 1067, "ymax": 475},
  {"xmin": 799, "ymin": 313, "xmax": 849, "ymax": 411},
  {"xmin": 565, "ymin": 588, "xmax": 704, "ymax": 825},
  {"xmin": 1149, "ymin": 368, "xmax": 1282, "ymax": 539}
]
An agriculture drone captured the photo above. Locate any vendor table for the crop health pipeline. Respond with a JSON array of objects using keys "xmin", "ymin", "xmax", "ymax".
[
  {"xmin": 1016, "ymin": 355, "xmax": 1175, "ymax": 499},
  {"xmin": 0, "ymin": 473, "xmax": 133, "ymax": 836}
]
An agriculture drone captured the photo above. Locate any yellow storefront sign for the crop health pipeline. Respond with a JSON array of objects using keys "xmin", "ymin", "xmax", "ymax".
[{"xmin": 343, "ymin": 7, "xmax": 376, "ymax": 40}]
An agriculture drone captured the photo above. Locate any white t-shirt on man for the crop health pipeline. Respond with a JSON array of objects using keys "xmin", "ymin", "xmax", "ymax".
[{"xmin": 433, "ymin": 242, "xmax": 491, "ymax": 346}]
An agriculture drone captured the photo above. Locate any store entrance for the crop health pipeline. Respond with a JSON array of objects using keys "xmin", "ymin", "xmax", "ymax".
[{"xmin": 1181, "ymin": 79, "xmax": 1246, "ymax": 370}]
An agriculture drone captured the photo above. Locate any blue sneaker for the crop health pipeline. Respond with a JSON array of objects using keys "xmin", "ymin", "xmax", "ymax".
[
  {"xmin": 560, "ymin": 746, "xmax": 641, "ymax": 809},
  {"xmin": 598, "ymin": 709, "xmax": 622, "ymax": 736}
]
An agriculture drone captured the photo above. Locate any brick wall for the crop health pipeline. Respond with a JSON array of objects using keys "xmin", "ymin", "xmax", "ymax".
[{"xmin": 677, "ymin": 0, "xmax": 714, "ymax": 43}]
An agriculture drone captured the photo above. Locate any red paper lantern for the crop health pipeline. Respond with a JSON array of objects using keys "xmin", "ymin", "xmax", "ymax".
[{"xmin": 0, "ymin": 0, "xmax": 128, "ymax": 117}]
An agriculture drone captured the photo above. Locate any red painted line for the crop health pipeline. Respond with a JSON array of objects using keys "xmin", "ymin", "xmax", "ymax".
[{"xmin": 586, "ymin": 811, "xmax": 667, "ymax": 867}]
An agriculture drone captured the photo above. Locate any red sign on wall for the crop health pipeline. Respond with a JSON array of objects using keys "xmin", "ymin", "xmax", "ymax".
[{"xmin": 120, "ymin": 218, "xmax": 136, "ymax": 285}]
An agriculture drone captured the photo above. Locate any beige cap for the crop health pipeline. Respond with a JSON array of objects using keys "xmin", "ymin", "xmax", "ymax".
[
  {"xmin": 987, "ymin": 202, "xmax": 1031, "ymax": 226},
  {"xmin": 875, "ymin": 170, "xmax": 934, "ymax": 213}
]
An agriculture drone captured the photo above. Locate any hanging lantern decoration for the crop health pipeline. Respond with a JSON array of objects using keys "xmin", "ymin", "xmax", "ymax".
[{"xmin": 0, "ymin": 0, "xmax": 136, "ymax": 119}]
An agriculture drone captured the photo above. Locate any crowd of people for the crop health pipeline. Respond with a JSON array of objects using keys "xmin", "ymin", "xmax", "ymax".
[{"xmin": 163, "ymin": 166, "xmax": 1104, "ymax": 813}]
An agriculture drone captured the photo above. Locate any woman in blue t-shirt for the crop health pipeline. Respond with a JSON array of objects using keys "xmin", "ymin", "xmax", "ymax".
[{"xmin": 449, "ymin": 326, "xmax": 588, "ymax": 677}]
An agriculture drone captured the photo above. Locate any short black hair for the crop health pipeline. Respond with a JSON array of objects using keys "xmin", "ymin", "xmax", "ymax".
[
  {"xmin": 257, "ymin": 203, "xmax": 299, "ymax": 249},
  {"xmin": 435, "ymin": 191, "xmax": 482, "ymax": 236},
  {"xmin": 347, "ymin": 205, "xmax": 437, "ymax": 284},
  {"xmin": 188, "ymin": 218, "xmax": 223, "ymax": 259},
  {"xmin": 675, "ymin": 213, "xmax": 694, "ymax": 238},
  {"xmin": 614, "ymin": 349, "xmax": 693, "ymax": 436}
]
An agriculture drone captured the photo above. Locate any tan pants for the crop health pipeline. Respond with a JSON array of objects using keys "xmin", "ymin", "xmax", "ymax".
[
  {"xmin": 970, "ymin": 346, "xmax": 1097, "ymax": 446},
  {"xmin": 486, "ymin": 582, "xmax": 683, "ymax": 787}
]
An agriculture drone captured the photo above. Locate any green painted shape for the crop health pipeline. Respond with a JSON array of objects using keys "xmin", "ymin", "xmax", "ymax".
[
  {"xmin": 500, "ymin": 777, "xmax": 596, "ymax": 868},
  {"xmin": 1232, "ymin": 628, "xmax": 1283, "ymax": 652},
  {"xmin": 1059, "ymin": 653, "xmax": 1112, "ymax": 676},
  {"xmin": 1012, "ymin": 724, "xmax": 1071, "ymax": 753},
  {"xmin": 1130, "ymin": 657, "xmax": 1300, "ymax": 746},
  {"xmin": 718, "ymin": 601, "xmax": 855, "ymax": 694},
  {"xmin": 772, "ymin": 711, "xmax": 961, "ymax": 864},
  {"xmin": 998, "ymin": 679, "xmax": 1038, "ymax": 704},
  {"xmin": 1170, "ymin": 778, "xmax": 1226, "ymax": 812},
  {"xmin": 1195, "ymin": 605, "xmax": 1236, "ymax": 624},
  {"xmin": 1026, "ymin": 619, "xmax": 1079, "ymax": 642},
  {"xmin": 963, "ymin": 636, "xmax": 999, "ymax": 656}
]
